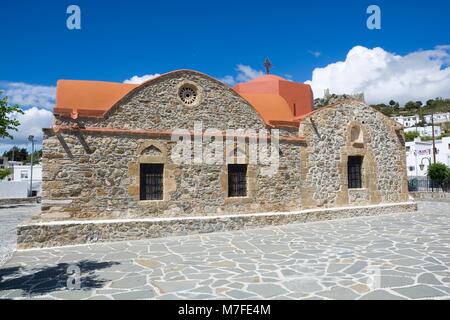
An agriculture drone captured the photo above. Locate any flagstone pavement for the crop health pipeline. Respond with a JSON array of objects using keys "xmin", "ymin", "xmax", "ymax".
[{"xmin": 0, "ymin": 201, "xmax": 449, "ymax": 300}]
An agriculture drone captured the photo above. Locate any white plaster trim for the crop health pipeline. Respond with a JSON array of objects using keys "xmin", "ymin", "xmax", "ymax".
[{"xmin": 41, "ymin": 199, "xmax": 73, "ymax": 205}]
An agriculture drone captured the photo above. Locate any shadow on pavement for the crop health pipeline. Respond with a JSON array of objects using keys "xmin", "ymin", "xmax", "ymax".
[{"xmin": 0, "ymin": 260, "xmax": 119, "ymax": 297}]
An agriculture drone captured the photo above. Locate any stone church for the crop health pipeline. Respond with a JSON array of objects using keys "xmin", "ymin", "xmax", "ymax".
[{"xmin": 17, "ymin": 69, "xmax": 415, "ymax": 248}]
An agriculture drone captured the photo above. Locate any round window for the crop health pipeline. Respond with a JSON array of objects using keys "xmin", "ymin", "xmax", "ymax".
[{"xmin": 178, "ymin": 85, "xmax": 198, "ymax": 105}]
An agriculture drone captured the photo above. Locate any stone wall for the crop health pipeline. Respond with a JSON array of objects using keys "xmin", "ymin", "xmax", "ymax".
[
  {"xmin": 39, "ymin": 131, "xmax": 303, "ymax": 221},
  {"xmin": 299, "ymin": 101, "xmax": 409, "ymax": 209}
]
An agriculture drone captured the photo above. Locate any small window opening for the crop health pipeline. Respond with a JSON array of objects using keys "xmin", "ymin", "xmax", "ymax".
[
  {"xmin": 348, "ymin": 156, "xmax": 363, "ymax": 189},
  {"xmin": 228, "ymin": 164, "xmax": 247, "ymax": 197},
  {"xmin": 140, "ymin": 164, "xmax": 164, "ymax": 200}
]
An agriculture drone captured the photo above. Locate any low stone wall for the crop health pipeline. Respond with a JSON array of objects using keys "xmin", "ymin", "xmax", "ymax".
[
  {"xmin": 0, "ymin": 197, "xmax": 41, "ymax": 206},
  {"xmin": 17, "ymin": 202, "xmax": 417, "ymax": 249},
  {"xmin": 410, "ymin": 192, "xmax": 450, "ymax": 201}
]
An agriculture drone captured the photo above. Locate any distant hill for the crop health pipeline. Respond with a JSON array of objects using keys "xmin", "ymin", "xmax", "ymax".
[{"xmin": 370, "ymin": 98, "xmax": 450, "ymax": 118}]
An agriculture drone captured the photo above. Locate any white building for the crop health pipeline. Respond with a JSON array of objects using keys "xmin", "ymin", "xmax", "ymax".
[
  {"xmin": 13, "ymin": 164, "xmax": 42, "ymax": 196},
  {"xmin": 406, "ymin": 137, "xmax": 450, "ymax": 177},
  {"xmin": 0, "ymin": 157, "xmax": 22, "ymax": 170},
  {"xmin": 13, "ymin": 164, "xmax": 42, "ymax": 182},
  {"xmin": 0, "ymin": 157, "xmax": 7, "ymax": 169},
  {"xmin": 423, "ymin": 112, "xmax": 450, "ymax": 124},
  {"xmin": 0, "ymin": 157, "xmax": 23, "ymax": 181},
  {"xmin": 0, "ymin": 164, "xmax": 42, "ymax": 197},
  {"xmin": 404, "ymin": 126, "xmax": 442, "ymax": 137},
  {"xmin": 391, "ymin": 115, "xmax": 420, "ymax": 128}
]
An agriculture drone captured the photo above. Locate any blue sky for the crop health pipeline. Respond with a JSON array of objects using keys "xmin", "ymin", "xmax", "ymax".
[
  {"xmin": 1, "ymin": 0, "xmax": 449, "ymax": 84},
  {"xmin": 0, "ymin": 0, "xmax": 449, "ymax": 152}
]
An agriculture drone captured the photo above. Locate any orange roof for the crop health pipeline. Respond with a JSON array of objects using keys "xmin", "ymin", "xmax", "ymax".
[
  {"xmin": 233, "ymin": 74, "xmax": 313, "ymax": 126},
  {"xmin": 53, "ymin": 71, "xmax": 314, "ymax": 127},
  {"xmin": 55, "ymin": 80, "xmax": 138, "ymax": 118},
  {"xmin": 239, "ymin": 94, "xmax": 296, "ymax": 126}
]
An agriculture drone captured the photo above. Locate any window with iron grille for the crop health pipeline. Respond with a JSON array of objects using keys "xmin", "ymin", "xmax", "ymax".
[
  {"xmin": 347, "ymin": 156, "xmax": 363, "ymax": 189},
  {"xmin": 140, "ymin": 164, "xmax": 163, "ymax": 200},
  {"xmin": 228, "ymin": 164, "xmax": 247, "ymax": 197}
]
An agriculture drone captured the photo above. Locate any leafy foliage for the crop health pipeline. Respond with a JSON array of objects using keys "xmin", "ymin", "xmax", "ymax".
[
  {"xmin": 0, "ymin": 168, "xmax": 12, "ymax": 180},
  {"xmin": 427, "ymin": 163, "xmax": 450, "ymax": 191},
  {"xmin": 0, "ymin": 91, "xmax": 24, "ymax": 139},
  {"xmin": 25, "ymin": 150, "xmax": 42, "ymax": 164},
  {"xmin": 371, "ymin": 98, "xmax": 450, "ymax": 118},
  {"xmin": 2, "ymin": 146, "xmax": 29, "ymax": 162},
  {"xmin": 405, "ymin": 131, "xmax": 420, "ymax": 142}
]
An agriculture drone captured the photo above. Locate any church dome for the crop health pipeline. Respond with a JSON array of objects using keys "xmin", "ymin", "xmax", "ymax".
[
  {"xmin": 248, "ymin": 74, "xmax": 286, "ymax": 82},
  {"xmin": 233, "ymin": 74, "xmax": 314, "ymax": 126}
]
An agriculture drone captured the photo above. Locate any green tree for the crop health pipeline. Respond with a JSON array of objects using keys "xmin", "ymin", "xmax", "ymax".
[
  {"xmin": 426, "ymin": 99, "xmax": 435, "ymax": 108},
  {"xmin": 405, "ymin": 131, "xmax": 420, "ymax": 142},
  {"xmin": 427, "ymin": 163, "xmax": 450, "ymax": 191},
  {"xmin": 404, "ymin": 101, "xmax": 418, "ymax": 111},
  {"xmin": 0, "ymin": 91, "xmax": 24, "ymax": 139},
  {"xmin": 0, "ymin": 168, "xmax": 12, "ymax": 180},
  {"xmin": 25, "ymin": 150, "xmax": 42, "ymax": 164},
  {"xmin": 2, "ymin": 146, "xmax": 28, "ymax": 162}
]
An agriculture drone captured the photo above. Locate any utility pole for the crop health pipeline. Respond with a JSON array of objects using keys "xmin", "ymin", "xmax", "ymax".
[
  {"xmin": 28, "ymin": 135, "xmax": 35, "ymax": 197},
  {"xmin": 431, "ymin": 112, "xmax": 436, "ymax": 164}
]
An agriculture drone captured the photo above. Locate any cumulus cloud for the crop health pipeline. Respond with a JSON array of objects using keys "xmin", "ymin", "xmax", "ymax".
[
  {"xmin": 123, "ymin": 74, "xmax": 161, "ymax": 84},
  {"xmin": 0, "ymin": 107, "xmax": 53, "ymax": 153},
  {"xmin": 306, "ymin": 45, "xmax": 450, "ymax": 104},
  {"xmin": 219, "ymin": 64, "xmax": 264, "ymax": 86},
  {"xmin": 0, "ymin": 81, "xmax": 56, "ymax": 110},
  {"xmin": 0, "ymin": 81, "xmax": 56, "ymax": 153}
]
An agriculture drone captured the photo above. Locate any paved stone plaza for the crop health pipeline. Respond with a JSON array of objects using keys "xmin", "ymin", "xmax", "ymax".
[{"xmin": 0, "ymin": 201, "xmax": 449, "ymax": 300}]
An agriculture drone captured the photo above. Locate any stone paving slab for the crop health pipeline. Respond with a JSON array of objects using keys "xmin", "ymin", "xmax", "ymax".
[
  {"xmin": 0, "ymin": 204, "xmax": 37, "ymax": 266},
  {"xmin": 0, "ymin": 201, "xmax": 449, "ymax": 300}
]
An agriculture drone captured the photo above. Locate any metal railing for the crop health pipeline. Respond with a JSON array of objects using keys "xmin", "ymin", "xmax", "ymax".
[{"xmin": 408, "ymin": 177, "xmax": 450, "ymax": 192}]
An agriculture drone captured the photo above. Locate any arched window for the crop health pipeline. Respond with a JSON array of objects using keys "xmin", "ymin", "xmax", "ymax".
[
  {"xmin": 136, "ymin": 141, "xmax": 167, "ymax": 201},
  {"xmin": 350, "ymin": 125, "xmax": 364, "ymax": 147}
]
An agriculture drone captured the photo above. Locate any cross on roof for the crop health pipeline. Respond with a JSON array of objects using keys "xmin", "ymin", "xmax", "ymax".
[{"xmin": 263, "ymin": 58, "xmax": 272, "ymax": 75}]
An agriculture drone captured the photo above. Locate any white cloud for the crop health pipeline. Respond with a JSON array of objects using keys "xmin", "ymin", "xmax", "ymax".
[
  {"xmin": 0, "ymin": 81, "xmax": 56, "ymax": 110},
  {"xmin": 219, "ymin": 64, "xmax": 264, "ymax": 86},
  {"xmin": 0, "ymin": 81, "xmax": 55, "ymax": 153},
  {"xmin": 308, "ymin": 50, "xmax": 322, "ymax": 58},
  {"xmin": 219, "ymin": 75, "xmax": 237, "ymax": 86},
  {"xmin": 0, "ymin": 107, "xmax": 53, "ymax": 153},
  {"xmin": 306, "ymin": 45, "xmax": 450, "ymax": 104},
  {"xmin": 123, "ymin": 74, "xmax": 161, "ymax": 84}
]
